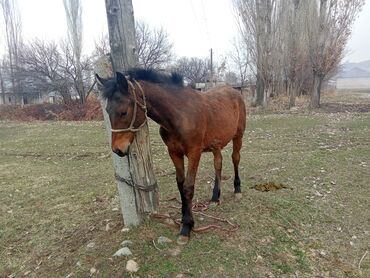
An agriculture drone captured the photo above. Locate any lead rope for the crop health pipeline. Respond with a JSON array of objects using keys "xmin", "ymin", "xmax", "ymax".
[
  {"xmin": 110, "ymin": 78, "xmax": 148, "ymax": 133},
  {"xmin": 113, "ymin": 78, "xmax": 158, "ymax": 198},
  {"xmin": 152, "ymin": 197, "xmax": 239, "ymax": 233}
]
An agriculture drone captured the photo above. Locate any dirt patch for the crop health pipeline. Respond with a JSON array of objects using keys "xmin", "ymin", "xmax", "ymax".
[
  {"xmin": 319, "ymin": 102, "xmax": 370, "ymax": 113},
  {"xmin": 251, "ymin": 182, "xmax": 291, "ymax": 192}
]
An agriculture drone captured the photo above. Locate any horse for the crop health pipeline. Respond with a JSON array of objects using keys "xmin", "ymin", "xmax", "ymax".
[{"xmin": 96, "ymin": 69, "xmax": 247, "ymax": 243}]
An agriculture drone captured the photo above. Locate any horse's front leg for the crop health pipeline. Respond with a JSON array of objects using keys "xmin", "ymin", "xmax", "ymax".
[
  {"xmin": 168, "ymin": 150, "xmax": 185, "ymax": 203},
  {"xmin": 177, "ymin": 149, "xmax": 201, "ymax": 244}
]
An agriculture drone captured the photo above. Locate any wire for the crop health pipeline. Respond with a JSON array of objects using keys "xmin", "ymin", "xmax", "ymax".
[
  {"xmin": 189, "ymin": 0, "xmax": 208, "ymax": 47},
  {"xmin": 200, "ymin": 0, "xmax": 212, "ymax": 47}
]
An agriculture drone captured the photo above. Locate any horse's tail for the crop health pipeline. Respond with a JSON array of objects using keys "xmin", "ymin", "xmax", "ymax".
[{"xmin": 237, "ymin": 94, "xmax": 247, "ymax": 136}]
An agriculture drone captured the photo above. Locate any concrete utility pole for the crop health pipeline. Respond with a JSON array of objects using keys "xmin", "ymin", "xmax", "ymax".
[{"xmin": 95, "ymin": 0, "xmax": 158, "ymax": 226}]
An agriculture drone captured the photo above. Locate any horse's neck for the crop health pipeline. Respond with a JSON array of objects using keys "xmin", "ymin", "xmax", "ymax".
[{"xmin": 141, "ymin": 82, "xmax": 180, "ymax": 129}]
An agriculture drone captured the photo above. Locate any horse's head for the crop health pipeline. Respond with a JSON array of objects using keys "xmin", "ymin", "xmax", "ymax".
[{"xmin": 96, "ymin": 72, "xmax": 146, "ymax": 157}]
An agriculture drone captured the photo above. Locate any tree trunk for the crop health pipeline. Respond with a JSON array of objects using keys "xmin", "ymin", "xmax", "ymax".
[
  {"xmin": 101, "ymin": 0, "xmax": 158, "ymax": 226},
  {"xmin": 262, "ymin": 85, "xmax": 270, "ymax": 109},
  {"xmin": 311, "ymin": 74, "xmax": 323, "ymax": 108},
  {"xmin": 76, "ymin": 64, "xmax": 85, "ymax": 104},
  {"xmin": 60, "ymin": 89, "xmax": 73, "ymax": 105},
  {"xmin": 256, "ymin": 73, "xmax": 265, "ymax": 107},
  {"xmin": 288, "ymin": 82, "xmax": 296, "ymax": 108},
  {"xmin": 0, "ymin": 69, "xmax": 5, "ymax": 104}
]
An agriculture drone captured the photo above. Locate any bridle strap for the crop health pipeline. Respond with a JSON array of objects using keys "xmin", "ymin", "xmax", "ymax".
[{"xmin": 110, "ymin": 78, "xmax": 148, "ymax": 133}]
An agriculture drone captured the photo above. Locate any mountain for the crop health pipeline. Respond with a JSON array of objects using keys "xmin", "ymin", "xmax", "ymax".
[
  {"xmin": 339, "ymin": 67, "xmax": 370, "ymax": 78},
  {"xmin": 338, "ymin": 60, "xmax": 370, "ymax": 78}
]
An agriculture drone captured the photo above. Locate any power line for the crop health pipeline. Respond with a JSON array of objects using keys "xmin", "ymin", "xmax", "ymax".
[
  {"xmin": 189, "ymin": 0, "xmax": 213, "ymax": 52},
  {"xmin": 200, "ymin": 0, "xmax": 212, "ymax": 47},
  {"xmin": 189, "ymin": 0, "xmax": 204, "ymax": 40}
]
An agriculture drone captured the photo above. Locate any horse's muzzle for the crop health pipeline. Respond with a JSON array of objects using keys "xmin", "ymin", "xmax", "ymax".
[{"xmin": 112, "ymin": 148, "xmax": 127, "ymax": 157}]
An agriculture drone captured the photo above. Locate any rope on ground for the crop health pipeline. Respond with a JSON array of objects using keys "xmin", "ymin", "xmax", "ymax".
[{"xmin": 152, "ymin": 197, "xmax": 238, "ymax": 233}]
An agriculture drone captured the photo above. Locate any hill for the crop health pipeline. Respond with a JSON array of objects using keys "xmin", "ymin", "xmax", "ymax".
[{"xmin": 339, "ymin": 60, "xmax": 370, "ymax": 78}]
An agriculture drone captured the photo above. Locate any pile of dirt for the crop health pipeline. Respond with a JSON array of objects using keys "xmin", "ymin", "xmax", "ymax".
[
  {"xmin": 251, "ymin": 182, "xmax": 291, "ymax": 192},
  {"xmin": 0, "ymin": 95, "xmax": 103, "ymax": 121},
  {"xmin": 249, "ymin": 95, "xmax": 310, "ymax": 114}
]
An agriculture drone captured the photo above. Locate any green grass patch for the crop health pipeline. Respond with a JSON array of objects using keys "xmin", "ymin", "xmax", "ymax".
[{"xmin": 1, "ymin": 104, "xmax": 369, "ymax": 277}]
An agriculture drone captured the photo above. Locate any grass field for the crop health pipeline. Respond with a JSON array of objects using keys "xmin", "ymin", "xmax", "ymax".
[{"xmin": 1, "ymin": 93, "xmax": 369, "ymax": 277}]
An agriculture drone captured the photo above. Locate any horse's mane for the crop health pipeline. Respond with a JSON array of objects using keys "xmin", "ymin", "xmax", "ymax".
[
  {"xmin": 126, "ymin": 68, "xmax": 183, "ymax": 87},
  {"xmin": 101, "ymin": 68, "xmax": 184, "ymax": 99}
]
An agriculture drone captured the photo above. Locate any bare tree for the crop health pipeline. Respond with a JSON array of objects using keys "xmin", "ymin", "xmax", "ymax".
[
  {"xmin": 175, "ymin": 57, "xmax": 209, "ymax": 86},
  {"xmin": 228, "ymin": 37, "xmax": 251, "ymax": 88},
  {"xmin": 0, "ymin": 0, "xmax": 23, "ymax": 104},
  {"xmin": 278, "ymin": 0, "xmax": 304, "ymax": 107},
  {"xmin": 278, "ymin": 4, "xmax": 315, "ymax": 100},
  {"xmin": 234, "ymin": 0, "xmax": 363, "ymax": 109},
  {"xmin": 92, "ymin": 33, "xmax": 110, "ymax": 59},
  {"xmin": 19, "ymin": 40, "xmax": 60, "ymax": 82},
  {"xmin": 214, "ymin": 59, "xmax": 227, "ymax": 85},
  {"xmin": 18, "ymin": 38, "xmax": 94, "ymax": 104},
  {"xmin": 307, "ymin": 0, "xmax": 364, "ymax": 108},
  {"xmin": 92, "ymin": 21, "xmax": 173, "ymax": 70},
  {"xmin": 59, "ymin": 39, "xmax": 94, "ymax": 101},
  {"xmin": 224, "ymin": 71, "xmax": 238, "ymax": 86},
  {"xmin": 234, "ymin": 0, "xmax": 280, "ymax": 108},
  {"xmin": 18, "ymin": 39, "xmax": 73, "ymax": 103},
  {"xmin": 136, "ymin": 21, "xmax": 173, "ymax": 69},
  {"xmin": 63, "ymin": 0, "xmax": 85, "ymax": 104}
]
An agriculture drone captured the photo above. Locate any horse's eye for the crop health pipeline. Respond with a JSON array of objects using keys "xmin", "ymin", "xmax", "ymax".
[{"xmin": 120, "ymin": 112, "xmax": 127, "ymax": 117}]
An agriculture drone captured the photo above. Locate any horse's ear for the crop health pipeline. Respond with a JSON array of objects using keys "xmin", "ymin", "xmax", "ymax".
[
  {"xmin": 116, "ymin": 71, "xmax": 128, "ymax": 91},
  {"xmin": 95, "ymin": 74, "xmax": 107, "ymax": 86}
]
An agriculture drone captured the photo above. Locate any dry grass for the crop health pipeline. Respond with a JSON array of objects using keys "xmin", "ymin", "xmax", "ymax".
[
  {"xmin": 0, "ymin": 91, "xmax": 369, "ymax": 277},
  {"xmin": 0, "ymin": 95, "xmax": 103, "ymax": 121}
]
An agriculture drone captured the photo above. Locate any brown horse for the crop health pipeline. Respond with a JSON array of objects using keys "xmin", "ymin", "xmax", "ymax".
[{"xmin": 96, "ymin": 69, "xmax": 247, "ymax": 242}]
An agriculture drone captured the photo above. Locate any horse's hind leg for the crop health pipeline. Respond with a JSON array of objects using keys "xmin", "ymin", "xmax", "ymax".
[
  {"xmin": 232, "ymin": 136, "xmax": 243, "ymax": 197},
  {"xmin": 211, "ymin": 149, "xmax": 222, "ymax": 202}
]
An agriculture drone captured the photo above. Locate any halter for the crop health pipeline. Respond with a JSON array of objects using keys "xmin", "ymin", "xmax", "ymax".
[{"xmin": 110, "ymin": 78, "xmax": 148, "ymax": 133}]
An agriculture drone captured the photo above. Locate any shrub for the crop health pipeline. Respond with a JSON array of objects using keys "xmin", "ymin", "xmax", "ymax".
[{"xmin": 0, "ymin": 95, "xmax": 103, "ymax": 121}]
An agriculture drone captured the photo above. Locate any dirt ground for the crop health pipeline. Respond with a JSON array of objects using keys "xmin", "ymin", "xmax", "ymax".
[{"xmin": 0, "ymin": 91, "xmax": 369, "ymax": 277}]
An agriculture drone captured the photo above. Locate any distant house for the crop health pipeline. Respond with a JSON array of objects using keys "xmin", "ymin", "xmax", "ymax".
[
  {"xmin": 336, "ymin": 61, "xmax": 370, "ymax": 90},
  {"xmin": 0, "ymin": 73, "xmax": 56, "ymax": 105}
]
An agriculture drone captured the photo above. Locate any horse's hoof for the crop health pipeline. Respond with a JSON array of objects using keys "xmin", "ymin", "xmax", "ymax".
[
  {"xmin": 234, "ymin": 193, "xmax": 243, "ymax": 200},
  {"xmin": 177, "ymin": 235, "xmax": 189, "ymax": 245}
]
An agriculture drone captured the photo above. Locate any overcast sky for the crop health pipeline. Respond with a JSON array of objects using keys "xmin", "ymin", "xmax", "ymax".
[
  {"xmin": 345, "ymin": 0, "xmax": 370, "ymax": 63},
  {"xmin": 1, "ymin": 0, "xmax": 370, "ymax": 63}
]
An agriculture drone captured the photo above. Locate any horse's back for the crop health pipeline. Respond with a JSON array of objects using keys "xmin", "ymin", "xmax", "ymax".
[
  {"xmin": 199, "ymin": 86, "xmax": 247, "ymax": 150},
  {"xmin": 203, "ymin": 85, "xmax": 246, "ymax": 128}
]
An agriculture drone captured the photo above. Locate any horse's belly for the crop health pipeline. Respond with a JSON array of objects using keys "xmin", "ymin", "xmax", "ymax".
[
  {"xmin": 202, "ymin": 118, "xmax": 238, "ymax": 152},
  {"xmin": 203, "ymin": 132, "xmax": 234, "ymax": 152},
  {"xmin": 160, "ymin": 126, "xmax": 186, "ymax": 153}
]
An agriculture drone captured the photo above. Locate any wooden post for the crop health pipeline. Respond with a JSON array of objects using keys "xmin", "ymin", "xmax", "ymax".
[
  {"xmin": 94, "ymin": 0, "xmax": 158, "ymax": 226},
  {"xmin": 105, "ymin": 0, "xmax": 137, "ymax": 70}
]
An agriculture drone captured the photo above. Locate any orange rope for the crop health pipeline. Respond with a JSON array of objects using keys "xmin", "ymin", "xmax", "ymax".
[{"xmin": 153, "ymin": 197, "xmax": 238, "ymax": 233}]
